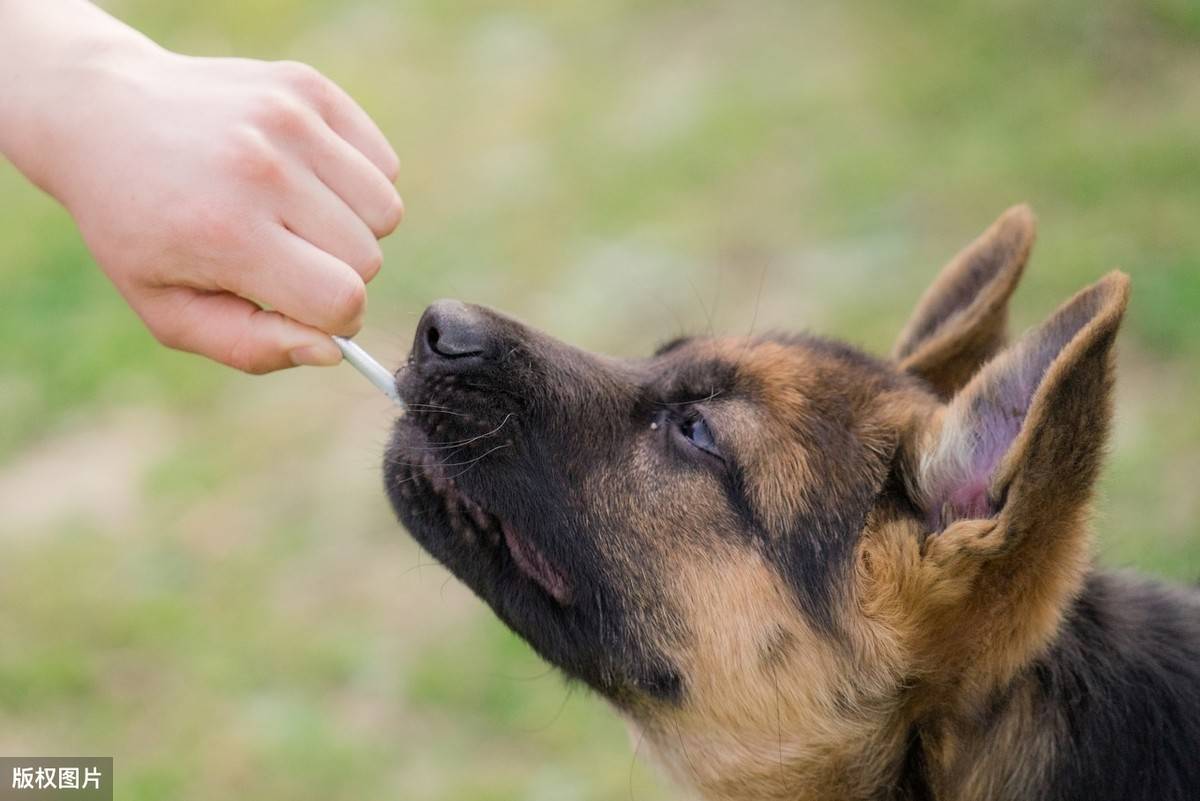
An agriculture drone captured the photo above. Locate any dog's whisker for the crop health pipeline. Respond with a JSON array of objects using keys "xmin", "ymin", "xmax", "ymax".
[
  {"xmin": 628, "ymin": 728, "xmax": 647, "ymax": 801},
  {"xmin": 442, "ymin": 443, "xmax": 511, "ymax": 480},
  {"xmin": 655, "ymin": 389, "xmax": 724, "ymax": 407},
  {"xmin": 397, "ymin": 554, "xmax": 440, "ymax": 579},
  {"xmin": 685, "ymin": 272, "xmax": 717, "ymax": 339},
  {"xmin": 405, "ymin": 403, "xmax": 469, "ymax": 415},
  {"xmin": 383, "ymin": 441, "xmax": 511, "ymax": 472},
  {"xmin": 709, "ymin": 263, "xmax": 723, "ymax": 333},
  {"xmin": 404, "ymin": 408, "xmax": 471, "ymax": 418},
  {"xmin": 489, "ymin": 664, "xmax": 558, "ymax": 683},
  {"xmin": 671, "ymin": 718, "xmax": 703, "ymax": 790},
  {"xmin": 516, "ymin": 684, "xmax": 576, "ymax": 735},
  {"xmin": 732, "ymin": 264, "xmax": 769, "ymax": 375},
  {"xmin": 771, "ymin": 661, "xmax": 785, "ymax": 786},
  {"xmin": 414, "ymin": 413, "xmax": 513, "ymax": 451}
]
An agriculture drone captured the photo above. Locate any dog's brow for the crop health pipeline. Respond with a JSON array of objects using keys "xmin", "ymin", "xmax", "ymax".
[
  {"xmin": 653, "ymin": 336, "xmax": 694, "ymax": 357},
  {"xmin": 660, "ymin": 359, "xmax": 740, "ymax": 404}
]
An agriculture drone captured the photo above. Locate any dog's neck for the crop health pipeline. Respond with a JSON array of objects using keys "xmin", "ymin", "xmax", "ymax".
[
  {"xmin": 642, "ymin": 569, "xmax": 1200, "ymax": 801},
  {"xmin": 911, "ymin": 571, "xmax": 1200, "ymax": 801},
  {"xmin": 635, "ymin": 700, "xmax": 918, "ymax": 801},
  {"xmin": 628, "ymin": 562, "xmax": 1200, "ymax": 801},
  {"xmin": 635, "ymin": 661, "xmax": 1042, "ymax": 801}
]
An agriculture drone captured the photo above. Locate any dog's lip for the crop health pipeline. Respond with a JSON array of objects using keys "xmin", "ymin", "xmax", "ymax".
[
  {"xmin": 502, "ymin": 521, "xmax": 573, "ymax": 605},
  {"xmin": 395, "ymin": 423, "xmax": 574, "ymax": 607}
]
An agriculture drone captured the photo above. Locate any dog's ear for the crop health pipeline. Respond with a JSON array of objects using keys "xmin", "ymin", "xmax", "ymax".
[
  {"xmin": 892, "ymin": 205, "xmax": 1036, "ymax": 398},
  {"xmin": 883, "ymin": 273, "xmax": 1129, "ymax": 691},
  {"xmin": 859, "ymin": 270, "xmax": 1128, "ymax": 695},
  {"xmin": 916, "ymin": 271, "xmax": 1128, "ymax": 535}
]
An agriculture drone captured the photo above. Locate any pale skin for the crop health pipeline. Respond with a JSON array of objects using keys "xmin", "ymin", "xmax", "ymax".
[{"xmin": 0, "ymin": 0, "xmax": 404, "ymax": 373}]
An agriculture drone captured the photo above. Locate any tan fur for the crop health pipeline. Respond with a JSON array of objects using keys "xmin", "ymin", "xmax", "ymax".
[
  {"xmin": 626, "ymin": 215, "xmax": 1129, "ymax": 801},
  {"xmin": 635, "ymin": 546, "xmax": 907, "ymax": 801},
  {"xmin": 709, "ymin": 341, "xmax": 822, "ymax": 534},
  {"xmin": 390, "ymin": 207, "xmax": 1144, "ymax": 801},
  {"xmin": 709, "ymin": 339, "xmax": 902, "ymax": 536}
]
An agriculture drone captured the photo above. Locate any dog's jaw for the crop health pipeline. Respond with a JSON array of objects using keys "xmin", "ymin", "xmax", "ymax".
[
  {"xmin": 501, "ymin": 521, "xmax": 573, "ymax": 605},
  {"xmin": 385, "ymin": 419, "xmax": 573, "ymax": 608}
]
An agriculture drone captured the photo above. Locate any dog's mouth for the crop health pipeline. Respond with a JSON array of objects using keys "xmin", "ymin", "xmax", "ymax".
[
  {"xmin": 395, "ymin": 433, "xmax": 574, "ymax": 606},
  {"xmin": 501, "ymin": 519, "xmax": 573, "ymax": 605}
]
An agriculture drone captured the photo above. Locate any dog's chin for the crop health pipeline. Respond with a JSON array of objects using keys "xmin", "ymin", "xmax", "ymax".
[{"xmin": 384, "ymin": 420, "xmax": 574, "ymax": 609}]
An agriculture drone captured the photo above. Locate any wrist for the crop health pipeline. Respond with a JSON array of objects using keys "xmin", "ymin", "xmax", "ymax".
[{"xmin": 0, "ymin": 0, "xmax": 165, "ymax": 198}]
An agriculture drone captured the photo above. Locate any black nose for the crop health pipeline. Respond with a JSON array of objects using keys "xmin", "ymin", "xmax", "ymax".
[{"xmin": 415, "ymin": 299, "xmax": 495, "ymax": 367}]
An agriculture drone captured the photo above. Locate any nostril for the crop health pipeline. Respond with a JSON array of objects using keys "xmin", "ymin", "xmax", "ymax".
[{"xmin": 425, "ymin": 321, "xmax": 485, "ymax": 359}]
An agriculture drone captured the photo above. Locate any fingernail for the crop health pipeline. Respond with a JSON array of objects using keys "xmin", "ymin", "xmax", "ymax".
[{"xmin": 290, "ymin": 343, "xmax": 341, "ymax": 367}]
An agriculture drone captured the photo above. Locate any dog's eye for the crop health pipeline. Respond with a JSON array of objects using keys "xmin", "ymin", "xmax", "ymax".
[{"xmin": 678, "ymin": 414, "xmax": 721, "ymax": 459}]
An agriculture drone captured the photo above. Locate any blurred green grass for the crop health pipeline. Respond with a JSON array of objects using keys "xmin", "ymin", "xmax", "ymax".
[{"xmin": 1, "ymin": 0, "xmax": 1198, "ymax": 798}]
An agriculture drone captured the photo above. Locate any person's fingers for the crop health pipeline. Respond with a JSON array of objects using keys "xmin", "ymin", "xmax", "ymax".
[
  {"xmin": 305, "ymin": 122, "xmax": 404, "ymax": 239},
  {"xmin": 143, "ymin": 288, "xmax": 342, "ymax": 374},
  {"xmin": 322, "ymin": 85, "xmax": 400, "ymax": 182},
  {"xmin": 224, "ymin": 225, "xmax": 367, "ymax": 337},
  {"xmin": 275, "ymin": 61, "xmax": 400, "ymax": 181},
  {"xmin": 280, "ymin": 161, "xmax": 384, "ymax": 281}
]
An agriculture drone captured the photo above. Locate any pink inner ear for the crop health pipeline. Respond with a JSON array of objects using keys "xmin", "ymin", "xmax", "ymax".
[
  {"xmin": 926, "ymin": 288, "xmax": 1103, "ymax": 531},
  {"xmin": 927, "ymin": 381, "xmax": 1035, "ymax": 530},
  {"xmin": 947, "ymin": 477, "xmax": 991, "ymax": 521}
]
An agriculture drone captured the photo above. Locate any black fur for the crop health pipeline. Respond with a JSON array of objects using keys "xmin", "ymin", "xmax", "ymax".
[
  {"xmin": 385, "ymin": 297, "xmax": 1200, "ymax": 799},
  {"xmin": 1025, "ymin": 571, "xmax": 1200, "ymax": 801}
]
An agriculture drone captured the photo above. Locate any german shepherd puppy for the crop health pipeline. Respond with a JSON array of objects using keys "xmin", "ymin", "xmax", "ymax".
[{"xmin": 384, "ymin": 206, "xmax": 1200, "ymax": 801}]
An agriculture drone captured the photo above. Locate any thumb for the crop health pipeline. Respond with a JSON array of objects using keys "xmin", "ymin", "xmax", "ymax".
[{"xmin": 144, "ymin": 288, "xmax": 343, "ymax": 374}]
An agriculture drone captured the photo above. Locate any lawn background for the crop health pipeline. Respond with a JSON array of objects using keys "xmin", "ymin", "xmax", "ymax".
[{"xmin": 1, "ymin": 1, "xmax": 1198, "ymax": 799}]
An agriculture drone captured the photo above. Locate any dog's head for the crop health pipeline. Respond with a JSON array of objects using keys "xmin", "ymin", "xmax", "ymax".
[{"xmin": 385, "ymin": 206, "xmax": 1129, "ymax": 800}]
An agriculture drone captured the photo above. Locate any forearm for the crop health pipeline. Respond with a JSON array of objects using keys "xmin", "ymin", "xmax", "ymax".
[{"xmin": 0, "ymin": 0, "xmax": 161, "ymax": 196}]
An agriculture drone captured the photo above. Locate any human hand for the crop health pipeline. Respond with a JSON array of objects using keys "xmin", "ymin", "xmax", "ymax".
[{"xmin": 0, "ymin": 2, "xmax": 403, "ymax": 373}]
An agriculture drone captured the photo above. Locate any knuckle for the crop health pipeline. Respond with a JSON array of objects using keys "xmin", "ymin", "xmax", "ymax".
[
  {"xmin": 275, "ymin": 60, "xmax": 329, "ymax": 103},
  {"xmin": 225, "ymin": 331, "xmax": 271, "ymax": 375},
  {"xmin": 256, "ymin": 90, "xmax": 310, "ymax": 136},
  {"xmin": 148, "ymin": 315, "xmax": 186, "ymax": 350},
  {"xmin": 223, "ymin": 126, "xmax": 285, "ymax": 186}
]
